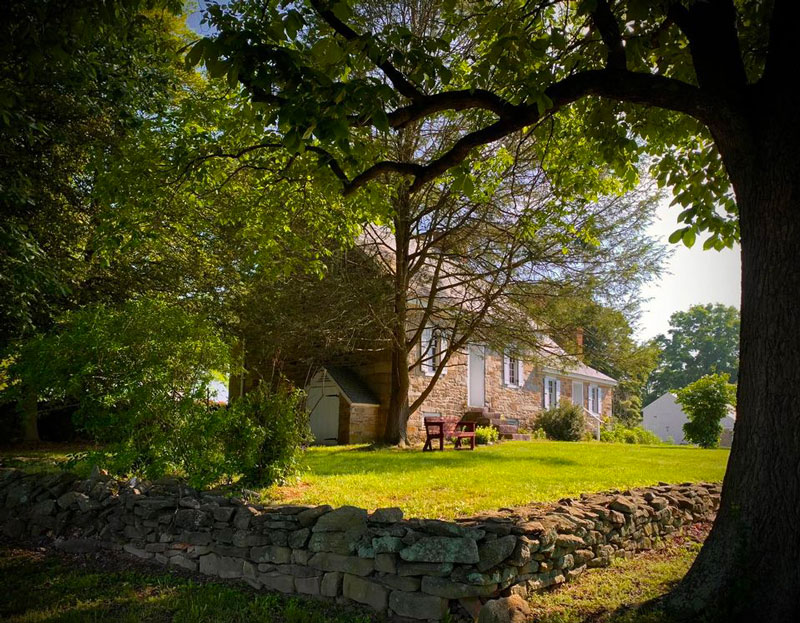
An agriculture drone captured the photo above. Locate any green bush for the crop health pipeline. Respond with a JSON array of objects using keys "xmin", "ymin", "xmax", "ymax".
[
  {"xmin": 676, "ymin": 373, "xmax": 736, "ymax": 448},
  {"xmin": 475, "ymin": 425, "xmax": 499, "ymax": 445},
  {"xmin": 535, "ymin": 402, "xmax": 585, "ymax": 441},
  {"xmin": 4, "ymin": 300, "xmax": 310, "ymax": 487},
  {"xmin": 5, "ymin": 300, "xmax": 230, "ymax": 479},
  {"xmin": 222, "ymin": 384, "xmax": 312, "ymax": 486},
  {"xmin": 600, "ymin": 425, "xmax": 661, "ymax": 445}
]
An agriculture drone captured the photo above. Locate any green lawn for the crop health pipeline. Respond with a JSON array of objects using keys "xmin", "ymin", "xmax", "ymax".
[
  {"xmin": 0, "ymin": 546, "xmax": 374, "ymax": 623},
  {"xmin": 264, "ymin": 440, "xmax": 729, "ymax": 518},
  {"xmin": 1, "ymin": 440, "xmax": 729, "ymax": 520},
  {"xmin": 526, "ymin": 525, "xmax": 709, "ymax": 623}
]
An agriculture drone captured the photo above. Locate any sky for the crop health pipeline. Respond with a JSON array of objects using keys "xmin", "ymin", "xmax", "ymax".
[{"xmin": 637, "ymin": 199, "xmax": 741, "ymax": 341}]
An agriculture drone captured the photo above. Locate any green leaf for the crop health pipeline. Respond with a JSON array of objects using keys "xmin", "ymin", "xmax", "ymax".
[
  {"xmin": 682, "ymin": 228, "xmax": 696, "ymax": 248},
  {"xmin": 284, "ymin": 10, "xmax": 304, "ymax": 40},
  {"xmin": 668, "ymin": 228, "xmax": 685, "ymax": 244},
  {"xmin": 185, "ymin": 40, "xmax": 206, "ymax": 68},
  {"xmin": 331, "ymin": 2, "xmax": 353, "ymax": 22},
  {"xmin": 310, "ymin": 37, "xmax": 344, "ymax": 65}
]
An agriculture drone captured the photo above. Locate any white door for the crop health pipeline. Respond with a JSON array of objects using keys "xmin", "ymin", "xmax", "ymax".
[
  {"xmin": 572, "ymin": 381, "xmax": 584, "ymax": 409},
  {"xmin": 306, "ymin": 385, "xmax": 340, "ymax": 445},
  {"xmin": 468, "ymin": 344, "xmax": 485, "ymax": 407}
]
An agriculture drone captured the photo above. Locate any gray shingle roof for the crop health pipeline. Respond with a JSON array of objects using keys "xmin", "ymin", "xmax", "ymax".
[{"xmin": 325, "ymin": 366, "xmax": 381, "ymax": 405}]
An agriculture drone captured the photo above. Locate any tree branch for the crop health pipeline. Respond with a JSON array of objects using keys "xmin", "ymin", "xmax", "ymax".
[
  {"xmin": 668, "ymin": 0, "xmax": 747, "ymax": 92},
  {"xmin": 309, "ymin": 0, "xmax": 424, "ymax": 101},
  {"xmin": 762, "ymin": 0, "xmax": 797, "ymax": 85},
  {"xmin": 387, "ymin": 90, "xmax": 519, "ymax": 128},
  {"xmin": 345, "ymin": 68, "xmax": 713, "ymax": 196},
  {"xmin": 590, "ymin": 0, "xmax": 627, "ymax": 70}
]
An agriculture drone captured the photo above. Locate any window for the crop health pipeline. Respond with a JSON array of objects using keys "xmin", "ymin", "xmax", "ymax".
[
  {"xmin": 421, "ymin": 325, "xmax": 448, "ymax": 376},
  {"xmin": 503, "ymin": 351, "xmax": 524, "ymax": 387},
  {"xmin": 588, "ymin": 384, "xmax": 603, "ymax": 414},
  {"xmin": 543, "ymin": 377, "xmax": 561, "ymax": 408}
]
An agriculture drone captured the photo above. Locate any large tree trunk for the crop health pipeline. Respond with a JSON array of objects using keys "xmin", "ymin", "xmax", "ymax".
[
  {"xmin": 383, "ymin": 207, "xmax": 412, "ymax": 445},
  {"xmin": 385, "ymin": 336, "xmax": 411, "ymax": 445},
  {"xmin": 667, "ymin": 105, "xmax": 800, "ymax": 619}
]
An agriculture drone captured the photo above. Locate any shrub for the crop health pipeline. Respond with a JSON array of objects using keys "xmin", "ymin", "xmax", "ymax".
[
  {"xmin": 529, "ymin": 427, "xmax": 548, "ymax": 440},
  {"xmin": 2, "ymin": 300, "xmax": 309, "ymax": 487},
  {"xmin": 535, "ymin": 402, "xmax": 585, "ymax": 441},
  {"xmin": 600, "ymin": 425, "xmax": 661, "ymax": 445},
  {"xmin": 222, "ymin": 384, "xmax": 312, "ymax": 486},
  {"xmin": 475, "ymin": 425, "xmax": 499, "ymax": 445},
  {"xmin": 5, "ymin": 300, "xmax": 230, "ymax": 480},
  {"xmin": 676, "ymin": 373, "xmax": 737, "ymax": 448}
]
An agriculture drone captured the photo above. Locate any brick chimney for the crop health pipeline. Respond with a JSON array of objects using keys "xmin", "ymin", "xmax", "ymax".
[{"xmin": 575, "ymin": 328, "xmax": 584, "ymax": 359}]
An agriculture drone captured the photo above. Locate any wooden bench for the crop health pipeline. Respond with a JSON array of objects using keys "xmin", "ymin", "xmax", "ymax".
[
  {"xmin": 453, "ymin": 420, "xmax": 476, "ymax": 450},
  {"xmin": 422, "ymin": 417, "xmax": 445, "ymax": 452}
]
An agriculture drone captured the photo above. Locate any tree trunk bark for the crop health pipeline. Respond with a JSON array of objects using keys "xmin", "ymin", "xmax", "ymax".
[
  {"xmin": 383, "ymin": 207, "xmax": 412, "ymax": 445},
  {"xmin": 385, "ymin": 336, "xmax": 411, "ymax": 445},
  {"xmin": 19, "ymin": 384, "xmax": 39, "ymax": 443},
  {"xmin": 667, "ymin": 107, "xmax": 800, "ymax": 620}
]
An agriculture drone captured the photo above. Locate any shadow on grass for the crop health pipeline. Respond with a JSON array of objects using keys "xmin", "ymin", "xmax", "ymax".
[
  {"xmin": 303, "ymin": 446, "xmax": 580, "ymax": 476},
  {"xmin": 0, "ymin": 545, "xmax": 374, "ymax": 623}
]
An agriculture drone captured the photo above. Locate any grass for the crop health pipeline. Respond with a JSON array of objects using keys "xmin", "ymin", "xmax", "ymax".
[
  {"xmin": 0, "ymin": 442, "xmax": 95, "ymax": 476},
  {"xmin": 264, "ymin": 441, "xmax": 728, "ymax": 518},
  {"xmin": 0, "ymin": 545, "xmax": 375, "ymax": 623},
  {"xmin": 1, "ymin": 440, "xmax": 729, "ymax": 519},
  {"xmin": 526, "ymin": 525, "xmax": 709, "ymax": 622}
]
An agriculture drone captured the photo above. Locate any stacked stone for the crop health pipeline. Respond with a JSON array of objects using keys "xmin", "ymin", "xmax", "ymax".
[{"xmin": 0, "ymin": 467, "xmax": 720, "ymax": 622}]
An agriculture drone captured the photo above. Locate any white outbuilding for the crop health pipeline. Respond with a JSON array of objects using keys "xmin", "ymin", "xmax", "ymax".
[{"xmin": 643, "ymin": 392, "xmax": 735, "ymax": 446}]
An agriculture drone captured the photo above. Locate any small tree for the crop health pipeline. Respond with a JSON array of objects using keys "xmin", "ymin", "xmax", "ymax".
[{"xmin": 676, "ymin": 374, "xmax": 736, "ymax": 449}]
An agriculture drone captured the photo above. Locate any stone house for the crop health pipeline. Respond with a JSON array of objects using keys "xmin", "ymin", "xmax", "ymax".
[
  {"xmin": 303, "ymin": 333, "xmax": 616, "ymax": 445},
  {"xmin": 236, "ymin": 226, "xmax": 617, "ymax": 444}
]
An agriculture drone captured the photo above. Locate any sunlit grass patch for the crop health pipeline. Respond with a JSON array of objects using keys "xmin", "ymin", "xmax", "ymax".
[{"xmin": 262, "ymin": 440, "xmax": 728, "ymax": 518}]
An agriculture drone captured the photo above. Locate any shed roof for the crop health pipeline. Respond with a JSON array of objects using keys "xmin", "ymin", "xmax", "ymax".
[{"xmin": 325, "ymin": 366, "xmax": 381, "ymax": 405}]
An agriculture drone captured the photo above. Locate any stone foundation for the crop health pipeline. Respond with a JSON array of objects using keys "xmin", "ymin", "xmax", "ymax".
[{"xmin": 0, "ymin": 468, "xmax": 719, "ymax": 621}]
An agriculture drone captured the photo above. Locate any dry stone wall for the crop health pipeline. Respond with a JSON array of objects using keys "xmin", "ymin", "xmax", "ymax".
[{"xmin": 0, "ymin": 468, "xmax": 719, "ymax": 621}]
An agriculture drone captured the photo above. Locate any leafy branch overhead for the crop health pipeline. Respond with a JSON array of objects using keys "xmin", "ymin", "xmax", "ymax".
[{"xmin": 192, "ymin": 0, "xmax": 757, "ymax": 248}]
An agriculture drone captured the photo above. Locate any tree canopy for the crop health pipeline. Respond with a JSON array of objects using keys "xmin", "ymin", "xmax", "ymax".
[
  {"xmin": 0, "ymin": 0, "xmax": 185, "ymax": 344},
  {"xmin": 646, "ymin": 303, "xmax": 740, "ymax": 404},
  {"xmin": 193, "ymin": 1, "xmax": 800, "ymax": 618}
]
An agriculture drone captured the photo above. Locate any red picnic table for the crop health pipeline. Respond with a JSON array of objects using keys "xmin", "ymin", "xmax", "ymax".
[{"xmin": 422, "ymin": 416, "xmax": 476, "ymax": 451}]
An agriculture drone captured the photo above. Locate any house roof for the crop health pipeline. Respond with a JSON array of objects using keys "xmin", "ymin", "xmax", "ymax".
[
  {"xmin": 562, "ymin": 361, "xmax": 618, "ymax": 385},
  {"xmin": 537, "ymin": 333, "xmax": 617, "ymax": 385},
  {"xmin": 358, "ymin": 225, "xmax": 618, "ymax": 386},
  {"xmin": 325, "ymin": 366, "xmax": 381, "ymax": 405}
]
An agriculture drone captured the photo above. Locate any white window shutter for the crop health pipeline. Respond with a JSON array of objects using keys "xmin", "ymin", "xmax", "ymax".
[
  {"xmin": 555, "ymin": 379, "xmax": 562, "ymax": 405},
  {"xmin": 598, "ymin": 387, "xmax": 604, "ymax": 414},
  {"xmin": 421, "ymin": 326, "xmax": 434, "ymax": 375},
  {"xmin": 516, "ymin": 359, "xmax": 524, "ymax": 387},
  {"xmin": 440, "ymin": 334, "xmax": 448, "ymax": 376},
  {"xmin": 503, "ymin": 354, "xmax": 510, "ymax": 386},
  {"xmin": 543, "ymin": 378, "xmax": 550, "ymax": 408}
]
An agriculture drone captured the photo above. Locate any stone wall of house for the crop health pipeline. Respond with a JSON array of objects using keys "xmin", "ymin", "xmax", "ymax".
[
  {"xmin": 408, "ymin": 350, "xmax": 470, "ymax": 439},
  {"xmin": 0, "ymin": 468, "xmax": 719, "ymax": 622},
  {"xmin": 482, "ymin": 355, "xmax": 544, "ymax": 429},
  {"xmin": 349, "ymin": 404, "xmax": 384, "ymax": 444},
  {"xmin": 409, "ymin": 348, "xmax": 616, "ymax": 437}
]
